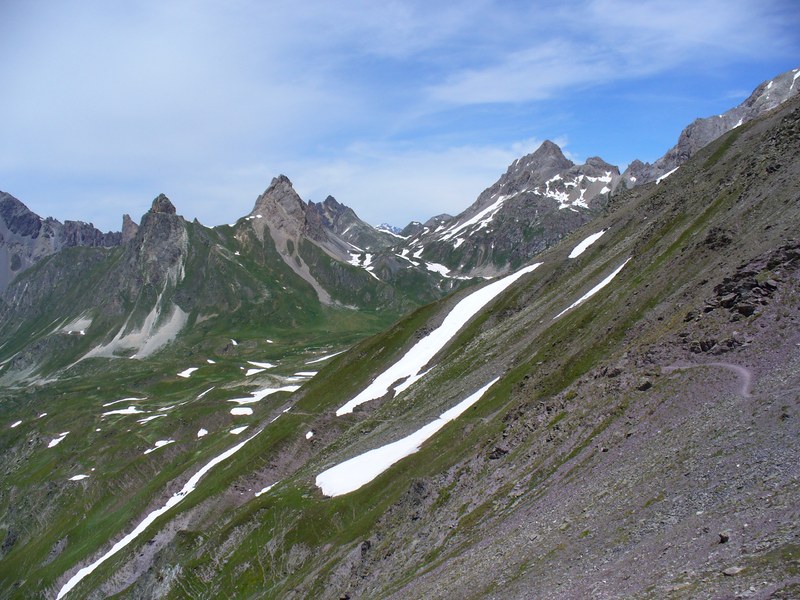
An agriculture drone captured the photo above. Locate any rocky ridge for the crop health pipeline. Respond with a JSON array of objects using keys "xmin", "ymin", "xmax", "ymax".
[{"xmin": 0, "ymin": 192, "xmax": 123, "ymax": 292}]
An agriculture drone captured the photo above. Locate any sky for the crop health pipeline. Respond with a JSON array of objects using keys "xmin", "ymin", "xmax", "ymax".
[{"xmin": 1, "ymin": 0, "xmax": 798, "ymax": 232}]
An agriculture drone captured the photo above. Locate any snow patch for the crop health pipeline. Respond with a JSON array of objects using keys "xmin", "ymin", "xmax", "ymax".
[
  {"xmin": 177, "ymin": 367, "xmax": 198, "ymax": 378},
  {"xmin": 68, "ymin": 474, "xmax": 90, "ymax": 481},
  {"xmin": 144, "ymin": 440, "xmax": 175, "ymax": 454},
  {"xmin": 554, "ymin": 258, "xmax": 632, "ymax": 319},
  {"xmin": 230, "ymin": 426, "xmax": 249, "ymax": 435},
  {"xmin": 10, "ymin": 420, "xmax": 22, "ymax": 428},
  {"xmin": 102, "ymin": 406, "xmax": 146, "ymax": 417},
  {"xmin": 568, "ymin": 230, "xmax": 606, "ymax": 259},
  {"xmin": 197, "ymin": 428, "xmax": 208, "ymax": 438},
  {"xmin": 318, "ymin": 379, "xmax": 498, "ymax": 496},
  {"xmin": 306, "ymin": 430, "xmax": 314, "ymax": 440},
  {"xmin": 655, "ymin": 167, "xmax": 679, "ymax": 185},
  {"xmin": 230, "ymin": 407, "xmax": 253, "ymax": 416},
  {"xmin": 48, "ymin": 432, "xmax": 70, "ymax": 448},
  {"xmin": 247, "ymin": 361, "xmax": 275, "ymax": 369},
  {"xmin": 336, "ymin": 263, "xmax": 541, "ymax": 415}
]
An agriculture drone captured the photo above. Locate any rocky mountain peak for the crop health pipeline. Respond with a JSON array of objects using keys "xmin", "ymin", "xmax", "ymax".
[
  {"xmin": 121, "ymin": 214, "xmax": 139, "ymax": 243},
  {"xmin": 150, "ymin": 194, "xmax": 176, "ymax": 215},
  {"xmin": 252, "ymin": 175, "xmax": 307, "ymax": 222}
]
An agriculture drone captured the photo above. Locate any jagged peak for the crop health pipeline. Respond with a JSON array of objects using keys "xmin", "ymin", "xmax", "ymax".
[
  {"xmin": 253, "ymin": 174, "xmax": 306, "ymax": 218},
  {"xmin": 149, "ymin": 194, "xmax": 176, "ymax": 215}
]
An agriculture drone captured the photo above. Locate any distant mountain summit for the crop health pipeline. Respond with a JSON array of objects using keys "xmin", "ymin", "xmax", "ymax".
[{"xmin": 395, "ymin": 140, "xmax": 618, "ymax": 276}]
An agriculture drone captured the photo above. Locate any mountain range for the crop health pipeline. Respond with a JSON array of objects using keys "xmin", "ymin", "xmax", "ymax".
[{"xmin": 1, "ymin": 66, "xmax": 799, "ymax": 599}]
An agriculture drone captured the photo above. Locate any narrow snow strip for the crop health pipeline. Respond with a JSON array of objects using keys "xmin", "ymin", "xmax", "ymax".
[
  {"xmin": 294, "ymin": 371, "xmax": 318, "ymax": 377},
  {"xmin": 48, "ymin": 432, "xmax": 70, "ymax": 448},
  {"xmin": 144, "ymin": 440, "xmax": 175, "ymax": 455},
  {"xmin": 306, "ymin": 350, "xmax": 346, "ymax": 365},
  {"xmin": 230, "ymin": 426, "xmax": 249, "ymax": 435},
  {"xmin": 554, "ymin": 258, "xmax": 632, "ymax": 320},
  {"xmin": 245, "ymin": 368, "xmax": 266, "ymax": 377},
  {"xmin": 137, "ymin": 415, "xmax": 166, "ymax": 424},
  {"xmin": 568, "ymin": 230, "xmax": 606, "ymax": 258},
  {"xmin": 230, "ymin": 407, "xmax": 253, "ymax": 416},
  {"xmin": 336, "ymin": 263, "xmax": 541, "ymax": 416},
  {"xmin": 247, "ymin": 361, "xmax": 276, "ymax": 369},
  {"xmin": 227, "ymin": 385, "xmax": 301, "ymax": 405},
  {"xmin": 206, "ymin": 359, "xmax": 216, "ymax": 364},
  {"xmin": 655, "ymin": 167, "xmax": 679, "ymax": 185},
  {"xmin": 177, "ymin": 368, "xmax": 199, "ymax": 378},
  {"xmin": 10, "ymin": 420, "xmax": 22, "ymax": 428},
  {"xmin": 318, "ymin": 379, "xmax": 498, "ymax": 496},
  {"xmin": 56, "ymin": 431, "xmax": 259, "ymax": 599},
  {"xmin": 102, "ymin": 397, "xmax": 144, "ymax": 407},
  {"xmin": 197, "ymin": 387, "xmax": 215, "ymax": 400},
  {"xmin": 102, "ymin": 406, "xmax": 146, "ymax": 417},
  {"xmin": 68, "ymin": 474, "xmax": 90, "ymax": 481},
  {"xmin": 197, "ymin": 428, "xmax": 208, "ymax": 438},
  {"xmin": 254, "ymin": 483, "xmax": 276, "ymax": 497}
]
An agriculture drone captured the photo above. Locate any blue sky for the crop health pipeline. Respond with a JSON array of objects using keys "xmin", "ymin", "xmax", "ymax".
[{"xmin": 1, "ymin": 0, "xmax": 798, "ymax": 231}]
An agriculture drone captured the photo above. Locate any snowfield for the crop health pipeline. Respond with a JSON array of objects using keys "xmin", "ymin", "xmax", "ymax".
[
  {"xmin": 318, "ymin": 379, "xmax": 498, "ymax": 496},
  {"xmin": 336, "ymin": 263, "xmax": 541, "ymax": 415}
]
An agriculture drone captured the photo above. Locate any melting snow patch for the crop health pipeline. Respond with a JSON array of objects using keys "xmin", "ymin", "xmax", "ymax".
[
  {"xmin": 318, "ymin": 379, "xmax": 498, "ymax": 496},
  {"xmin": 48, "ymin": 432, "xmax": 70, "ymax": 448},
  {"xmin": 568, "ymin": 230, "xmax": 606, "ymax": 259},
  {"xmin": 197, "ymin": 428, "xmax": 208, "ymax": 438},
  {"xmin": 656, "ymin": 167, "xmax": 679, "ymax": 185},
  {"xmin": 248, "ymin": 361, "xmax": 275, "ymax": 369},
  {"xmin": 206, "ymin": 359, "xmax": 216, "ymax": 364},
  {"xmin": 10, "ymin": 420, "xmax": 22, "ymax": 428},
  {"xmin": 68, "ymin": 474, "xmax": 90, "ymax": 481},
  {"xmin": 336, "ymin": 262, "xmax": 541, "ymax": 415},
  {"xmin": 102, "ymin": 406, "xmax": 146, "ymax": 417},
  {"xmin": 177, "ymin": 367, "xmax": 199, "ymax": 378},
  {"xmin": 230, "ymin": 426, "xmax": 249, "ymax": 435},
  {"xmin": 137, "ymin": 415, "xmax": 166, "ymax": 424},
  {"xmin": 227, "ymin": 385, "xmax": 301, "ymax": 405},
  {"xmin": 144, "ymin": 440, "xmax": 175, "ymax": 454},
  {"xmin": 554, "ymin": 258, "xmax": 632, "ymax": 319},
  {"xmin": 306, "ymin": 430, "xmax": 314, "ymax": 440},
  {"xmin": 306, "ymin": 350, "xmax": 346, "ymax": 364},
  {"xmin": 102, "ymin": 397, "xmax": 144, "ymax": 407},
  {"xmin": 255, "ymin": 483, "xmax": 275, "ymax": 497},
  {"xmin": 230, "ymin": 407, "xmax": 253, "ymax": 416},
  {"xmin": 425, "ymin": 262, "xmax": 451, "ymax": 276},
  {"xmin": 197, "ymin": 387, "xmax": 215, "ymax": 400}
]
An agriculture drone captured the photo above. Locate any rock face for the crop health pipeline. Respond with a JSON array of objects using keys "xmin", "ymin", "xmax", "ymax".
[
  {"xmin": 121, "ymin": 214, "xmax": 139, "ymax": 243},
  {"xmin": 0, "ymin": 191, "xmax": 122, "ymax": 292},
  {"xmin": 149, "ymin": 194, "xmax": 176, "ymax": 215},
  {"xmin": 623, "ymin": 66, "xmax": 800, "ymax": 186}
]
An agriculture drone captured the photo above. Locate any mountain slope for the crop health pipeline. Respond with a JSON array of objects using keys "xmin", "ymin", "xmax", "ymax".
[{"xmin": 8, "ymin": 86, "xmax": 798, "ymax": 600}]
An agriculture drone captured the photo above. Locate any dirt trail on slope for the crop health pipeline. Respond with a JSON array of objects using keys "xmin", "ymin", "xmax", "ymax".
[{"xmin": 661, "ymin": 361, "xmax": 754, "ymax": 397}]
